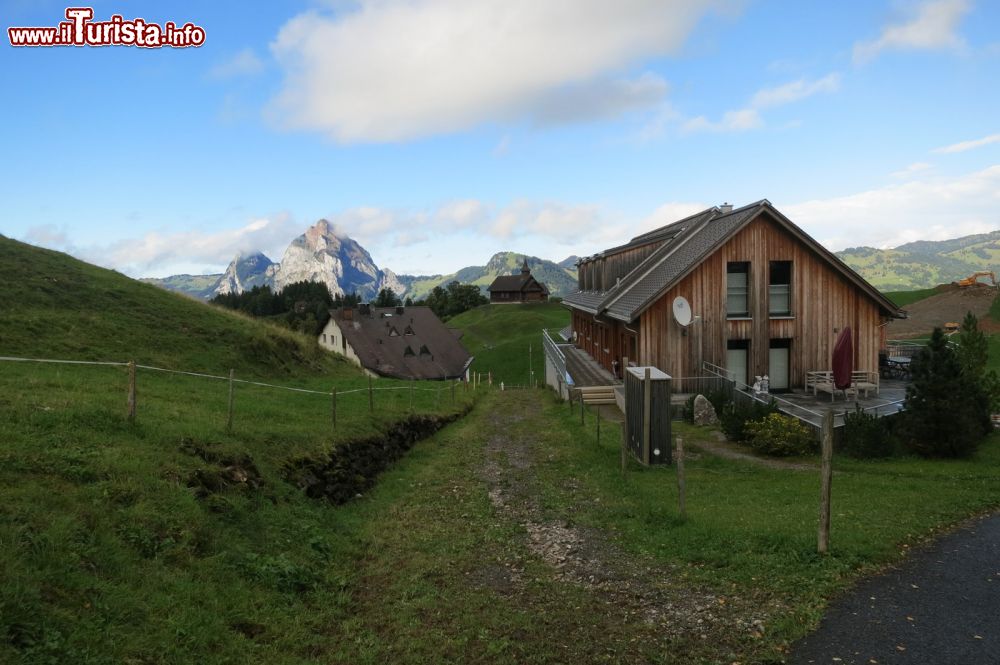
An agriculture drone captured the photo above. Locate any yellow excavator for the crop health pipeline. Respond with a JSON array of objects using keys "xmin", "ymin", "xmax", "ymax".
[{"xmin": 953, "ymin": 270, "xmax": 998, "ymax": 288}]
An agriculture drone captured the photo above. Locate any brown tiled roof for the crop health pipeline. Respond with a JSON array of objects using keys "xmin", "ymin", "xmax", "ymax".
[{"xmin": 332, "ymin": 306, "xmax": 472, "ymax": 380}]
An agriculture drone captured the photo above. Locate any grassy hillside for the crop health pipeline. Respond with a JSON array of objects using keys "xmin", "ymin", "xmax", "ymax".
[
  {"xmin": 837, "ymin": 230, "xmax": 1000, "ymax": 291},
  {"xmin": 449, "ymin": 302, "xmax": 569, "ymax": 386},
  {"xmin": 1, "ymin": 238, "xmax": 340, "ymax": 378},
  {"xmin": 883, "ymin": 286, "xmax": 942, "ymax": 308},
  {"xmin": 0, "ymin": 237, "xmax": 476, "ymax": 664}
]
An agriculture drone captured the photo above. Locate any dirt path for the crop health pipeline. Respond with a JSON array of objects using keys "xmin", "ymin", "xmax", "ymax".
[{"xmin": 476, "ymin": 393, "xmax": 772, "ymax": 655}]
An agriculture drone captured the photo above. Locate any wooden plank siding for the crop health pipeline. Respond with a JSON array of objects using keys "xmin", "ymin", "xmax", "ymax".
[
  {"xmin": 578, "ymin": 241, "xmax": 664, "ymax": 291},
  {"xmin": 636, "ymin": 214, "xmax": 888, "ymax": 388}
]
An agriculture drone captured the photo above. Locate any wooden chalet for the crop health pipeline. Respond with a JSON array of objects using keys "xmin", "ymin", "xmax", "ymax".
[
  {"xmin": 561, "ymin": 200, "xmax": 902, "ymax": 390},
  {"xmin": 487, "ymin": 258, "xmax": 550, "ymax": 303},
  {"xmin": 319, "ymin": 305, "xmax": 473, "ymax": 380}
]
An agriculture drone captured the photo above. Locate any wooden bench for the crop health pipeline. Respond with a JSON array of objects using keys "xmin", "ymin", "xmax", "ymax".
[{"xmin": 805, "ymin": 370, "xmax": 879, "ymax": 401}]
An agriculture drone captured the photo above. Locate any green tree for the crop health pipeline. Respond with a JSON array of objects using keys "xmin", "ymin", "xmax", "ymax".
[
  {"xmin": 955, "ymin": 311, "xmax": 1000, "ymax": 421},
  {"xmin": 899, "ymin": 328, "xmax": 989, "ymax": 457},
  {"xmin": 374, "ymin": 288, "xmax": 401, "ymax": 307}
]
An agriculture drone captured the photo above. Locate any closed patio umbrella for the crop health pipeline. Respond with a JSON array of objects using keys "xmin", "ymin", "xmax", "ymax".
[{"xmin": 832, "ymin": 326, "xmax": 853, "ymax": 390}]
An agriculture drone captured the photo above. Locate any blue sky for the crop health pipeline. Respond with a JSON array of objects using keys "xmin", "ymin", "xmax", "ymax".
[{"xmin": 2, "ymin": 0, "xmax": 998, "ymax": 278}]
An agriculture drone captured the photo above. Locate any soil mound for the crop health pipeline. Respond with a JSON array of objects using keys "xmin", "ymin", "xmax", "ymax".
[{"xmin": 887, "ymin": 283, "xmax": 998, "ymax": 338}]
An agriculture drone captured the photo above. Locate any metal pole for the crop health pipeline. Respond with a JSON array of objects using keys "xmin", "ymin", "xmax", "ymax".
[{"xmin": 332, "ymin": 387, "xmax": 337, "ymax": 429}]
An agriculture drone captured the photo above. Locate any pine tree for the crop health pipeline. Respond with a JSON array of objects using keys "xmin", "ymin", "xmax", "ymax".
[{"xmin": 900, "ymin": 328, "xmax": 988, "ymax": 457}]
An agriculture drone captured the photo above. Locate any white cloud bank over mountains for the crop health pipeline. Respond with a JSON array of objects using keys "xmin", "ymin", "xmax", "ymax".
[{"xmin": 29, "ymin": 162, "xmax": 997, "ymax": 278}]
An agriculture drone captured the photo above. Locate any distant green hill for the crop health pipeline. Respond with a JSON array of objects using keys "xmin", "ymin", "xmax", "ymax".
[
  {"xmin": 837, "ymin": 230, "xmax": 1000, "ymax": 291},
  {"xmin": 400, "ymin": 251, "xmax": 578, "ymax": 300},
  {"xmin": 140, "ymin": 273, "xmax": 222, "ymax": 299}
]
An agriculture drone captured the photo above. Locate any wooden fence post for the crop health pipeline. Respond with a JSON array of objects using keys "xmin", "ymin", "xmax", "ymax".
[
  {"xmin": 368, "ymin": 375, "xmax": 374, "ymax": 413},
  {"xmin": 332, "ymin": 387, "xmax": 337, "ymax": 430},
  {"xmin": 677, "ymin": 436, "xmax": 687, "ymax": 521},
  {"xmin": 818, "ymin": 410, "xmax": 834, "ymax": 554},
  {"xmin": 126, "ymin": 360, "xmax": 137, "ymax": 423},
  {"xmin": 226, "ymin": 369, "xmax": 235, "ymax": 433}
]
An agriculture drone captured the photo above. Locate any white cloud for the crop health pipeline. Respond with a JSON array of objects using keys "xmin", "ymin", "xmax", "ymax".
[
  {"xmin": 209, "ymin": 48, "xmax": 264, "ymax": 79},
  {"xmin": 890, "ymin": 161, "xmax": 933, "ymax": 178},
  {"xmin": 435, "ymin": 199, "xmax": 489, "ymax": 228},
  {"xmin": 853, "ymin": 0, "xmax": 971, "ymax": 64},
  {"xmin": 932, "ymin": 133, "xmax": 1000, "ymax": 154},
  {"xmin": 749, "ymin": 73, "xmax": 841, "ymax": 109},
  {"xmin": 268, "ymin": 0, "xmax": 723, "ymax": 142},
  {"xmin": 683, "ymin": 108, "xmax": 762, "ymax": 133},
  {"xmin": 783, "ymin": 164, "xmax": 1000, "ymax": 251},
  {"xmin": 682, "ymin": 73, "xmax": 838, "ymax": 134},
  {"xmin": 636, "ymin": 202, "xmax": 710, "ymax": 233},
  {"xmin": 24, "ymin": 224, "xmax": 69, "ymax": 248},
  {"xmin": 81, "ymin": 214, "xmax": 298, "ymax": 277}
]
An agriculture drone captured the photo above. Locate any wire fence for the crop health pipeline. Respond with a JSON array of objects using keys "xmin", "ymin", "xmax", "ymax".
[{"xmin": 0, "ymin": 355, "xmax": 499, "ymax": 430}]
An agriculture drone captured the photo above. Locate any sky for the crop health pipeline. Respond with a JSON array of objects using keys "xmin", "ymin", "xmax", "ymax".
[{"xmin": 2, "ymin": 0, "xmax": 999, "ymax": 278}]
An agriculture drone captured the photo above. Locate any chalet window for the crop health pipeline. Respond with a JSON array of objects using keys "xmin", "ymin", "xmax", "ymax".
[
  {"xmin": 726, "ymin": 262, "xmax": 750, "ymax": 318},
  {"xmin": 769, "ymin": 261, "xmax": 792, "ymax": 316},
  {"xmin": 322, "ymin": 334, "xmax": 327, "ymax": 343},
  {"xmin": 403, "ymin": 346, "xmax": 415, "ymax": 357},
  {"xmin": 404, "ymin": 325, "xmax": 415, "ymax": 335}
]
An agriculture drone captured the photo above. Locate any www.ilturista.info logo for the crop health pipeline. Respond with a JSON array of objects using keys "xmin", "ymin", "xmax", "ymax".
[{"xmin": 8, "ymin": 7, "xmax": 206, "ymax": 48}]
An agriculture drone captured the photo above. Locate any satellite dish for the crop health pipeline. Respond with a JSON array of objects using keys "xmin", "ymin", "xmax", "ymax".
[{"xmin": 672, "ymin": 296, "xmax": 692, "ymax": 327}]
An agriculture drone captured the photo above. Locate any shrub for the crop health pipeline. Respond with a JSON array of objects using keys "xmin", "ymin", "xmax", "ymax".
[
  {"xmin": 720, "ymin": 397, "xmax": 778, "ymax": 442},
  {"xmin": 744, "ymin": 413, "xmax": 815, "ymax": 457},
  {"xmin": 842, "ymin": 406, "xmax": 895, "ymax": 459}
]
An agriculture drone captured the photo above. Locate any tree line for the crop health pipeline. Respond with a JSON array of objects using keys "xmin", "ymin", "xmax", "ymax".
[{"xmin": 211, "ymin": 280, "xmax": 488, "ymax": 334}]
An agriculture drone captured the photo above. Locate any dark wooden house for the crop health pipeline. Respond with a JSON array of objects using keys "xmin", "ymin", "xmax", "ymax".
[
  {"xmin": 561, "ymin": 200, "xmax": 902, "ymax": 390},
  {"xmin": 319, "ymin": 305, "xmax": 473, "ymax": 380},
  {"xmin": 487, "ymin": 258, "xmax": 550, "ymax": 303}
]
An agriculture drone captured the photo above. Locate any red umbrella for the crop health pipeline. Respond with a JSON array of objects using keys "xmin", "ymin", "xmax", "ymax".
[{"xmin": 832, "ymin": 326, "xmax": 853, "ymax": 390}]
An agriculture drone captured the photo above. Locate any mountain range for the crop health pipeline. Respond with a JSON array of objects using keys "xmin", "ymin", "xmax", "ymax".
[
  {"xmin": 143, "ymin": 221, "xmax": 999, "ymax": 301},
  {"xmin": 143, "ymin": 219, "xmax": 578, "ymax": 301},
  {"xmin": 836, "ymin": 229, "xmax": 999, "ymax": 291}
]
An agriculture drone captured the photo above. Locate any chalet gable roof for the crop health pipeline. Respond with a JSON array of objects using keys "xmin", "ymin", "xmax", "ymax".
[
  {"xmin": 330, "ymin": 306, "xmax": 472, "ymax": 380},
  {"xmin": 487, "ymin": 272, "xmax": 550, "ymax": 294},
  {"xmin": 563, "ymin": 200, "xmax": 902, "ymax": 322}
]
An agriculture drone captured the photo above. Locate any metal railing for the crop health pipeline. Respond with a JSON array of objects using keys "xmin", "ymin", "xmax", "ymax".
[{"xmin": 542, "ymin": 328, "xmax": 569, "ymax": 381}]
